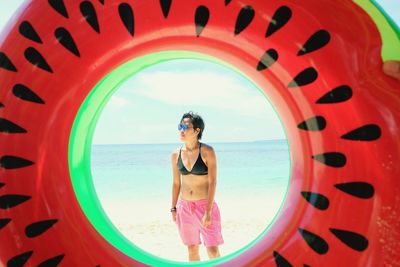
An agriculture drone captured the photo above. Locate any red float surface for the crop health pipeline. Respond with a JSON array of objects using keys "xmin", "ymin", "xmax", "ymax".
[{"xmin": 0, "ymin": 0, "xmax": 399, "ymax": 266}]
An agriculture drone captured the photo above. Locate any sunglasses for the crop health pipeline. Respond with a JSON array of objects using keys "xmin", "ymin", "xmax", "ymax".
[{"xmin": 178, "ymin": 124, "xmax": 192, "ymax": 131}]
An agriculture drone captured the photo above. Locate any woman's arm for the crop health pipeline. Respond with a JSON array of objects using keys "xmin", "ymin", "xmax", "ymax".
[
  {"xmin": 205, "ymin": 147, "xmax": 217, "ymax": 214},
  {"xmin": 171, "ymin": 151, "xmax": 181, "ymax": 211}
]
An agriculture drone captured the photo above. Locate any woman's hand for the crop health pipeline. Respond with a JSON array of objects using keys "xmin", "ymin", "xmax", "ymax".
[
  {"xmin": 201, "ymin": 212, "xmax": 212, "ymax": 227},
  {"xmin": 383, "ymin": 61, "xmax": 400, "ymax": 80},
  {"xmin": 171, "ymin": 211, "xmax": 177, "ymax": 222}
]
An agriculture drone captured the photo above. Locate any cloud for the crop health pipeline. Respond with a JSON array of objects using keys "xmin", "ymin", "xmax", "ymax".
[
  {"xmin": 122, "ymin": 70, "xmax": 275, "ymax": 118},
  {"xmin": 108, "ymin": 95, "xmax": 130, "ymax": 107}
]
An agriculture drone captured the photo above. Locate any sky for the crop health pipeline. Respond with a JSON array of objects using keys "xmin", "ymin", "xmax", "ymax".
[{"xmin": 1, "ymin": 1, "xmax": 399, "ymax": 144}]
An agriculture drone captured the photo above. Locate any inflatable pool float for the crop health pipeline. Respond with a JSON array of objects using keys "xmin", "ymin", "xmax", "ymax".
[{"xmin": 0, "ymin": 0, "xmax": 399, "ymax": 266}]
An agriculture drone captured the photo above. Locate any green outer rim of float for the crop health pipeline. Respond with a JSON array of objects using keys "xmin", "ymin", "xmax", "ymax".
[
  {"xmin": 355, "ymin": 0, "xmax": 400, "ymax": 61},
  {"xmin": 68, "ymin": 51, "xmax": 292, "ymax": 267}
]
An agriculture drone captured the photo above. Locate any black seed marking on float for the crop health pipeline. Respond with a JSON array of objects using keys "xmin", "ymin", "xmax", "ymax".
[
  {"xmin": 0, "ymin": 156, "xmax": 34, "ymax": 169},
  {"xmin": 0, "ymin": 195, "xmax": 32, "ymax": 209},
  {"xmin": 7, "ymin": 251, "xmax": 33, "ymax": 267},
  {"xmin": 234, "ymin": 5, "xmax": 255, "ymax": 36},
  {"xmin": 0, "ymin": 218, "xmax": 11, "ymax": 230},
  {"xmin": 48, "ymin": 0, "xmax": 69, "ymax": 18},
  {"xmin": 341, "ymin": 124, "xmax": 381, "ymax": 141},
  {"xmin": 19, "ymin": 21, "xmax": 43, "ymax": 44},
  {"xmin": 329, "ymin": 228, "xmax": 369, "ymax": 251},
  {"xmin": 0, "ymin": 52, "xmax": 18, "ymax": 72},
  {"xmin": 13, "ymin": 84, "xmax": 45, "ymax": 104},
  {"xmin": 273, "ymin": 251, "xmax": 293, "ymax": 267},
  {"xmin": 288, "ymin": 67, "xmax": 318, "ymax": 88},
  {"xmin": 160, "ymin": 0, "xmax": 172, "ymax": 19},
  {"xmin": 0, "ymin": 118, "xmax": 27, "ymax": 133},
  {"xmin": 298, "ymin": 30, "xmax": 331, "ymax": 56},
  {"xmin": 301, "ymin": 192, "xmax": 329, "ymax": 210},
  {"xmin": 55, "ymin": 27, "xmax": 80, "ymax": 57},
  {"xmin": 312, "ymin": 152, "xmax": 346, "ymax": 168},
  {"xmin": 334, "ymin": 182, "xmax": 374, "ymax": 199},
  {"xmin": 37, "ymin": 254, "xmax": 65, "ymax": 267},
  {"xmin": 0, "ymin": 103, "xmax": 4, "ymax": 108},
  {"xmin": 298, "ymin": 228, "xmax": 329, "ymax": 254},
  {"xmin": 316, "ymin": 85, "xmax": 353, "ymax": 104},
  {"xmin": 24, "ymin": 47, "xmax": 53, "ymax": 73},
  {"xmin": 225, "ymin": 0, "xmax": 232, "ymax": 6},
  {"xmin": 119, "ymin": 3, "xmax": 135, "ymax": 37},
  {"xmin": 80, "ymin": 1, "xmax": 100, "ymax": 33},
  {"xmin": 0, "ymin": 182, "xmax": 5, "ymax": 189},
  {"xmin": 266, "ymin": 6, "xmax": 292, "ymax": 38},
  {"xmin": 195, "ymin": 6, "xmax": 209, "ymax": 37},
  {"xmin": 99, "ymin": 0, "xmax": 104, "ymax": 4},
  {"xmin": 297, "ymin": 116, "xmax": 326, "ymax": 131},
  {"xmin": 25, "ymin": 219, "xmax": 58, "ymax": 238},
  {"xmin": 257, "ymin": 49, "xmax": 278, "ymax": 71}
]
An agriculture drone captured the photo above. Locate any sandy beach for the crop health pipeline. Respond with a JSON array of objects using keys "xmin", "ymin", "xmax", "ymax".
[
  {"xmin": 100, "ymin": 194, "xmax": 284, "ymax": 262},
  {"xmin": 91, "ymin": 142, "xmax": 289, "ymax": 262}
]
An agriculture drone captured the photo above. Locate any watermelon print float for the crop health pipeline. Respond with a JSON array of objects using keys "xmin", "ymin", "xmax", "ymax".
[{"xmin": 1, "ymin": 0, "xmax": 400, "ymax": 266}]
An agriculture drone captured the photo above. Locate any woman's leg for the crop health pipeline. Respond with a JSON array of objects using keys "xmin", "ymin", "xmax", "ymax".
[
  {"xmin": 206, "ymin": 246, "xmax": 220, "ymax": 259},
  {"xmin": 188, "ymin": 244, "xmax": 200, "ymax": 261}
]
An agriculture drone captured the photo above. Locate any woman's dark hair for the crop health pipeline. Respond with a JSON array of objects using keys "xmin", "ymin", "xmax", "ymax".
[{"xmin": 181, "ymin": 111, "xmax": 205, "ymax": 140}]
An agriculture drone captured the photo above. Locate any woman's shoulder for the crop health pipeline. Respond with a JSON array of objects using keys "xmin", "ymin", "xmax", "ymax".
[
  {"xmin": 170, "ymin": 147, "xmax": 181, "ymax": 157},
  {"xmin": 200, "ymin": 142, "xmax": 215, "ymax": 154}
]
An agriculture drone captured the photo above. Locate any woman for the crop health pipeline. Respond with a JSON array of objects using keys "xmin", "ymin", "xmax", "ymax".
[{"xmin": 170, "ymin": 111, "xmax": 224, "ymax": 261}]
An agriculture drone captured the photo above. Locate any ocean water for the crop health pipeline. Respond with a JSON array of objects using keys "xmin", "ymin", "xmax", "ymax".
[
  {"xmin": 90, "ymin": 140, "xmax": 290, "ymax": 206},
  {"xmin": 90, "ymin": 140, "xmax": 291, "ymax": 260}
]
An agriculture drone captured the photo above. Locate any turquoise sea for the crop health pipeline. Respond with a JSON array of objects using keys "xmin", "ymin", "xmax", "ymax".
[
  {"xmin": 90, "ymin": 140, "xmax": 291, "ymax": 260},
  {"xmin": 90, "ymin": 140, "xmax": 291, "ymax": 205}
]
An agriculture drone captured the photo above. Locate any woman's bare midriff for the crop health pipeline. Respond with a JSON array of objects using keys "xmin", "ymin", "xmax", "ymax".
[{"xmin": 180, "ymin": 173, "xmax": 209, "ymax": 201}]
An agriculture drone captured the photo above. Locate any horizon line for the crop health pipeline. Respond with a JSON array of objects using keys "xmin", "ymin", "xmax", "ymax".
[{"xmin": 92, "ymin": 138, "xmax": 287, "ymax": 146}]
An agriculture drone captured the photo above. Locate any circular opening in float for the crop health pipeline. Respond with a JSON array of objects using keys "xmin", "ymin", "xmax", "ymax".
[{"xmin": 69, "ymin": 51, "xmax": 291, "ymax": 266}]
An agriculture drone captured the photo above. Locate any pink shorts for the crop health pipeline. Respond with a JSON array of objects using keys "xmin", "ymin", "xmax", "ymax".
[{"xmin": 175, "ymin": 199, "xmax": 224, "ymax": 247}]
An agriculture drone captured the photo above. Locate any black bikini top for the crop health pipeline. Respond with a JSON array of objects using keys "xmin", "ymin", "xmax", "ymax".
[{"xmin": 177, "ymin": 143, "xmax": 208, "ymax": 175}]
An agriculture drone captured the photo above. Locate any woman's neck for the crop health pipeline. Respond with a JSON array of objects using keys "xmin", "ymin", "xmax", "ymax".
[{"xmin": 185, "ymin": 140, "xmax": 200, "ymax": 151}]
